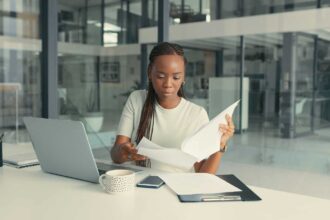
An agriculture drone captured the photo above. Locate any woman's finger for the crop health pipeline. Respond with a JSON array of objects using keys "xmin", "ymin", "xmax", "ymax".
[
  {"xmin": 222, "ymin": 127, "xmax": 234, "ymax": 136},
  {"xmin": 227, "ymin": 116, "xmax": 235, "ymax": 128},
  {"xmin": 131, "ymin": 153, "xmax": 147, "ymax": 161},
  {"xmin": 120, "ymin": 143, "xmax": 137, "ymax": 154}
]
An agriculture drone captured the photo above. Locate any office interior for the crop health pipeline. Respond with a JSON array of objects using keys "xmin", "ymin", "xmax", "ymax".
[{"xmin": 0, "ymin": 0, "xmax": 329, "ymax": 200}]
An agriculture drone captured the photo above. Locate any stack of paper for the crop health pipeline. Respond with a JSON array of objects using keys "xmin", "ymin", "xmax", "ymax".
[
  {"xmin": 158, "ymin": 173, "xmax": 241, "ymax": 195},
  {"xmin": 137, "ymin": 100, "xmax": 240, "ymax": 170},
  {"xmin": 3, "ymin": 152, "xmax": 39, "ymax": 168}
]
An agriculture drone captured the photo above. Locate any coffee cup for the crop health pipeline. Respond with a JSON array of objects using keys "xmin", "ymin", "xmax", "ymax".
[{"xmin": 99, "ymin": 169, "xmax": 135, "ymax": 194}]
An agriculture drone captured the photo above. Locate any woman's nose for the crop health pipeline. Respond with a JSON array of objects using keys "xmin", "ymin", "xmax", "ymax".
[{"xmin": 163, "ymin": 77, "xmax": 172, "ymax": 87}]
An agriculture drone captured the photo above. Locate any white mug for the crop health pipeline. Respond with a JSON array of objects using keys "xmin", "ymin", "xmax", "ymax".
[{"xmin": 99, "ymin": 169, "xmax": 135, "ymax": 194}]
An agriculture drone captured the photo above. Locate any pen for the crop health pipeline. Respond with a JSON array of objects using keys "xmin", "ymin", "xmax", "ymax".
[
  {"xmin": 0, "ymin": 133, "xmax": 4, "ymax": 167},
  {"xmin": 201, "ymin": 195, "xmax": 242, "ymax": 202}
]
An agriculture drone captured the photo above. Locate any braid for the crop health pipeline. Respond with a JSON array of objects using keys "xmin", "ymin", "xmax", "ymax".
[{"xmin": 135, "ymin": 42, "xmax": 186, "ymax": 167}]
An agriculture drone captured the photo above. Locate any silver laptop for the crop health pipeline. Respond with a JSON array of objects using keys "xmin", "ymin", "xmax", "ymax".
[{"xmin": 23, "ymin": 117, "xmax": 142, "ymax": 183}]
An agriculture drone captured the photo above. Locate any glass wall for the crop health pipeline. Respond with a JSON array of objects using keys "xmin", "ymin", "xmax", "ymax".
[
  {"xmin": 174, "ymin": 29, "xmax": 330, "ymax": 178},
  {"xmin": 58, "ymin": 0, "xmax": 158, "ymax": 46},
  {"xmin": 323, "ymin": 0, "xmax": 330, "ymax": 6},
  {"xmin": 58, "ymin": 0, "xmax": 143, "ymax": 156},
  {"xmin": 295, "ymin": 34, "xmax": 314, "ymax": 135},
  {"xmin": 219, "ymin": 0, "xmax": 318, "ymax": 19},
  {"xmin": 176, "ymin": 37, "xmax": 242, "ymax": 129},
  {"xmin": 244, "ymin": 34, "xmax": 282, "ymax": 134},
  {"xmin": 58, "ymin": 0, "xmax": 102, "ymax": 45},
  {"xmin": 170, "ymin": 0, "xmax": 211, "ymax": 24},
  {"xmin": 0, "ymin": 0, "xmax": 41, "ymax": 143},
  {"xmin": 316, "ymin": 36, "xmax": 330, "ymax": 129},
  {"xmin": 169, "ymin": 0, "xmax": 329, "ymax": 25}
]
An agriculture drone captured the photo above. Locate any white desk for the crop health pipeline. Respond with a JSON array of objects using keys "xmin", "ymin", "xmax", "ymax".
[{"xmin": 0, "ymin": 166, "xmax": 329, "ymax": 220}]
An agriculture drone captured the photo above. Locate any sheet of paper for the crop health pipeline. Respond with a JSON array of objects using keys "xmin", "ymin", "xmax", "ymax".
[
  {"xmin": 181, "ymin": 100, "xmax": 240, "ymax": 161},
  {"xmin": 137, "ymin": 137, "xmax": 197, "ymax": 170},
  {"xmin": 159, "ymin": 173, "xmax": 241, "ymax": 195}
]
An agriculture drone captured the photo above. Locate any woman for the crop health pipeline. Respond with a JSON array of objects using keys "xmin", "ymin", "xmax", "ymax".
[{"xmin": 111, "ymin": 42, "xmax": 234, "ymax": 174}]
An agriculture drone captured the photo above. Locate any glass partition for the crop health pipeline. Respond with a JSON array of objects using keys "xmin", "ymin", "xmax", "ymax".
[
  {"xmin": 218, "ymin": 0, "xmax": 319, "ymax": 19},
  {"xmin": 175, "ymin": 37, "xmax": 242, "ymax": 130},
  {"xmin": 244, "ymin": 34, "xmax": 282, "ymax": 135},
  {"xmin": 170, "ymin": 0, "xmax": 211, "ymax": 24},
  {"xmin": 315, "ymin": 37, "xmax": 330, "ymax": 129},
  {"xmin": 295, "ymin": 33, "xmax": 314, "ymax": 135},
  {"xmin": 57, "ymin": 48, "xmax": 141, "ymax": 155},
  {"xmin": 0, "ymin": 0, "xmax": 41, "ymax": 143}
]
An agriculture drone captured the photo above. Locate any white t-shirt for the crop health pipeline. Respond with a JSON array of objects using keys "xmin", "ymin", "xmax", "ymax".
[{"xmin": 117, "ymin": 90, "xmax": 209, "ymax": 172}]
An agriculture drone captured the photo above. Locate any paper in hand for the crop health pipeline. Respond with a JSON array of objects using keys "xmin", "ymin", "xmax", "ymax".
[
  {"xmin": 159, "ymin": 173, "xmax": 241, "ymax": 195},
  {"xmin": 137, "ymin": 138, "xmax": 197, "ymax": 170},
  {"xmin": 181, "ymin": 100, "xmax": 240, "ymax": 161},
  {"xmin": 137, "ymin": 100, "xmax": 240, "ymax": 169}
]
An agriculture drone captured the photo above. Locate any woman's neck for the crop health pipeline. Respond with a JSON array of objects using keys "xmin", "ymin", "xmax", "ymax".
[{"xmin": 157, "ymin": 96, "xmax": 181, "ymax": 109}]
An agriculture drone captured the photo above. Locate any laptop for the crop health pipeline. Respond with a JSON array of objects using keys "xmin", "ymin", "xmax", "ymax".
[{"xmin": 23, "ymin": 117, "xmax": 142, "ymax": 183}]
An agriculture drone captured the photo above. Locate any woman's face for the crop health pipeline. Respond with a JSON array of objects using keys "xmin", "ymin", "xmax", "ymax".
[{"xmin": 149, "ymin": 55, "xmax": 185, "ymax": 100}]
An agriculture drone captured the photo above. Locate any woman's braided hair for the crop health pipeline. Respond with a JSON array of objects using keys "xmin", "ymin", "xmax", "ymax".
[{"xmin": 135, "ymin": 42, "xmax": 187, "ymax": 167}]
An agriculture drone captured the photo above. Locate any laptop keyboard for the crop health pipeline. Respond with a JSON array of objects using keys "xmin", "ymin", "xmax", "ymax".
[{"xmin": 97, "ymin": 162, "xmax": 142, "ymax": 175}]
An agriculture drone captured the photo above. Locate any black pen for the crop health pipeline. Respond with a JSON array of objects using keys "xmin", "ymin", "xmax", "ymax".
[{"xmin": 0, "ymin": 133, "xmax": 4, "ymax": 167}]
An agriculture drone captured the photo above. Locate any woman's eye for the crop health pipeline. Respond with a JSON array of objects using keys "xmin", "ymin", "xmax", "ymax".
[
  {"xmin": 157, "ymin": 74, "xmax": 165, "ymax": 78},
  {"xmin": 174, "ymin": 75, "xmax": 181, "ymax": 80}
]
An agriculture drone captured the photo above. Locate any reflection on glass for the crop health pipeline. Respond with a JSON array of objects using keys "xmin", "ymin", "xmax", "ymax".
[
  {"xmin": 316, "ymin": 38, "xmax": 330, "ymax": 129},
  {"xmin": 219, "ymin": 0, "xmax": 319, "ymax": 19},
  {"xmin": 182, "ymin": 48, "xmax": 215, "ymax": 100},
  {"xmin": 58, "ymin": 0, "xmax": 155, "ymax": 46},
  {"xmin": 245, "ymin": 34, "xmax": 282, "ymax": 134},
  {"xmin": 0, "ymin": 0, "xmax": 39, "ymax": 38},
  {"xmin": 58, "ymin": 0, "xmax": 102, "ymax": 45},
  {"xmin": 295, "ymin": 34, "xmax": 314, "ymax": 134},
  {"xmin": 170, "ymin": 0, "xmax": 211, "ymax": 24},
  {"xmin": 58, "ymin": 53, "xmax": 140, "ymax": 133},
  {"xmin": 0, "ymin": 50, "xmax": 41, "ymax": 143},
  {"xmin": 322, "ymin": 0, "xmax": 330, "ymax": 7},
  {"xmin": 177, "ymin": 37, "xmax": 242, "ymax": 129},
  {"xmin": 0, "ymin": 1, "xmax": 41, "ymax": 143}
]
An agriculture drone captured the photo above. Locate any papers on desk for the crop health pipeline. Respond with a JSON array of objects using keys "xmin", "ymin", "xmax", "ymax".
[
  {"xmin": 2, "ymin": 142, "xmax": 39, "ymax": 168},
  {"xmin": 137, "ymin": 100, "xmax": 240, "ymax": 170},
  {"xmin": 3, "ymin": 153, "xmax": 39, "ymax": 168},
  {"xmin": 159, "ymin": 173, "xmax": 241, "ymax": 195},
  {"xmin": 3, "ymin": 152, "xmax": 39, "ymax": 168}
]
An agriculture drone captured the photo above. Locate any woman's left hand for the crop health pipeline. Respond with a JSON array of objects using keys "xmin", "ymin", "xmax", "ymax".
[{"xmin": 219, "ymin": 114, "xmax": 235, "ymax": 148}]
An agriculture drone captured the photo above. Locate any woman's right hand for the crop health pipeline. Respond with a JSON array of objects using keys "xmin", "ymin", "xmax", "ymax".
[{"xmin": 114, "ymin": 141, "xmax": 146, "ymax": 163}]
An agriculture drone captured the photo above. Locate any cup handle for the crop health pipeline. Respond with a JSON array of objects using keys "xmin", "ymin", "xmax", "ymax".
[{"xmin": 99, "ymin": 174, "xmax": 106, "ymax": 190}]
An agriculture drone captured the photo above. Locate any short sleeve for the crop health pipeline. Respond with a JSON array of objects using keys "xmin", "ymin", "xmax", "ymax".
[
  {"xmin": 116, "ymin": 93, "xmax": 135, "ymax": 138},
  {"xmin": 196, "ymin": 108, "xmax": 209, "ymax": 129},
  {"xmin": 195, "ymin": 107, "xmax": 210, "ymax": 132}
]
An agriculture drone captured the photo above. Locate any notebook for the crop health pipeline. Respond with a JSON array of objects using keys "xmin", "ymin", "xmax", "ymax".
[{"xmin": 3, "ymin": 152, "xmax": 39, "ymax": 168}]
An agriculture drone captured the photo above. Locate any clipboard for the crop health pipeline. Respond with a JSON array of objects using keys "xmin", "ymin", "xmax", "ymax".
[{"xmin": 178, "ymin": 174, "xmax": 262, "ymax": 202}]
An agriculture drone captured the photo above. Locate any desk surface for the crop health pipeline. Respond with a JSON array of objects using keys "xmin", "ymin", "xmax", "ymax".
[{"xmin": 0, "ymin": 166, "xmax": 329, "ymax": 220}]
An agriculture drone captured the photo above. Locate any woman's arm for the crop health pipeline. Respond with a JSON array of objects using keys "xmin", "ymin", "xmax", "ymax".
[
  {"xmin": 194, "ymin": 115, "xmax": 234, "ymax": 174},
  {"xmin": 194, "ymin": 150, "xmax": 224, "ymax": 174}
]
